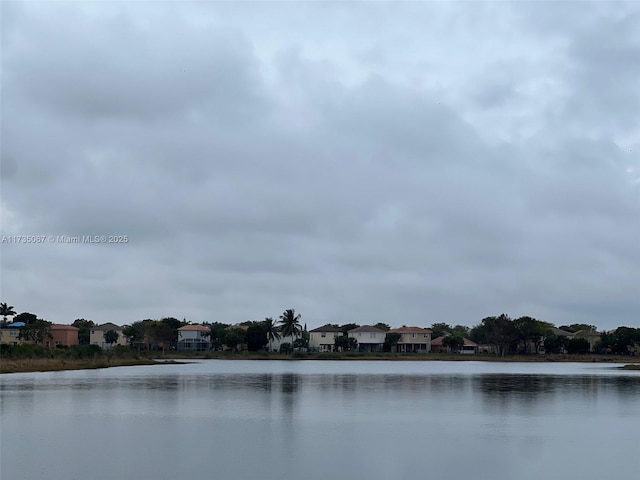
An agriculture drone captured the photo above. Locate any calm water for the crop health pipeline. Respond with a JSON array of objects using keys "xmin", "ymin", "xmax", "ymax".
[{"xmin": 1, "ymin": 361, "xmax": 639, "ymax": 480}]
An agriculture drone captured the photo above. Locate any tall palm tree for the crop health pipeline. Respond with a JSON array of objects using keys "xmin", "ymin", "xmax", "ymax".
[
  {"xmin": 264, "ymin": 317, "xmax": 281, "ymax": 352},
  {"xmin": 278, "ymin": 309, "xmax": 302, "ymax": 350},
  {"xmin": 0, "ymin": 303, "xmax": 16, "ymax": 326}
]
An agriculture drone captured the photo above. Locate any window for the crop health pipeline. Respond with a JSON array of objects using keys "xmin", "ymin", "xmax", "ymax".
[
  {"xmin": 411, "ymin": 333, "xmax": 417, "ymax": 339},
  {"xmin": 370, "ymin": 333, "xmax": 375, "ymax": 338},
  {"xmin": 424, "ymin": 333, "xmax": 429, "ymax": 338},
  {"xmin": 321, "ymin": 332, "xmax": 326, "ymax": 338},
  {"xmin": 9, "ymin": 330, "xmax": 17, "ymax": 337},
  {"xmin": 358, "ymin": 333, "xmax": 361, "ymax": 337}
]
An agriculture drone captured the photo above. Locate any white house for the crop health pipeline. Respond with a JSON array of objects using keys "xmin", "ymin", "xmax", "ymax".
[
  {"xmin": 177, "ymin": 325, "xmax": 211, "ymax": 351},
  {"xmin": 348, "ymin": 325, "xmax": 386, "ymax": 352}
]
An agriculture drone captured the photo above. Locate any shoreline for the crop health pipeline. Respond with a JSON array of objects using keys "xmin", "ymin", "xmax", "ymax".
[{"xmin": 2, "ymin": 352, "xmax": 639, "ymax": 374}]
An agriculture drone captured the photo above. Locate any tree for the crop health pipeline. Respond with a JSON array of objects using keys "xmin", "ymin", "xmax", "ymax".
[
  {"xmin": 340, "ymin": 323, "xmax": 359, "ymax": 335},
  {"xmin": 122, "ymin": 322, "xmax": 145, "ymax": 348},
  {"xmin": 383, "ymin": 332, "xmax": 401, "ymax": 352},
  {"xmin": 279, "ymin": 309, "xmax": 302, "ymax": 349},
  {"xmin": 543, "ymin": 332, "xmax": 569, "ymax": 354},
  {"xmin": 598, "ymin": 327, "xmax": 640, "ymax": 354},
  {"xmin": 208, "ymin": 322, "xmax": 230, "ymax": 350},
  {"xmin": 374, "ymin": 323, "xmax": 391, "ymax": 331},
  {"xmin": 0, "ymin": 303, "xmax": 16, "ymax": 326},
  {"xmin": 19, "ymin": 319, "xmax": 52, "ymax": 344},
  {"xmin": 72, "ymin": 319, "xmax": 96, "ymax": 345},
  {"xmin": 478, "ymin": 314, "xmax": 518, "ymax": 356},
  {"xmin": 224, "ymin": 328, "xmax": 246, "ymax": 352},
  {"xmin": 563, "ymin": 323, "xmax": 597, "ymax": 333},
  {"xmin": 451, "ymin": 325, "xmax": 470, "ymax": 338},
  {"xmin": 431, "ymin": 323, "xmax": 452, "ymax": 339},
  {"xmin": 442, "ymin": 335, "xmax": 465, "ymax": 353},
  {"xmin": 513, "ymin": 316, "xmax": 550, "ymax": 354},
  {"xmin": 293, "ymin": 324, "xmax": 310, "ymax": 350},
  {"xmin": 246, "ymin": 322, "xmax": 268, "ymax": 351},
  {"xmin": 335, "ymin": 336, "xmax": 357, "ymax": 352},
  {"xmin": 264, "ymin": 317, "xmax": 280, "ymax": 352},
  {"xmin": 566, "ymin": 338, "xmax": 590, "ymax": 354},
  {"xmin": 13, "ymin": 312, "xmax": 38, "ymax": 325},
  {"xmin": 104, "ymin": 330, "xmax": 119, "ymax": 348}
]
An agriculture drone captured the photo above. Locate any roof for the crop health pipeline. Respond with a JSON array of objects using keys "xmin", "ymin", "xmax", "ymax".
[
  {"xmin": 389, "ymin": 326, "xmax": 432, "ymax": 333},
  {"xmin": 94, "ymin": 322, "xmax": 123, "ymax": 331},
  {"xmin": 50, "ymin": 324, "xmax": 79, "ymax": 331},
  {"xmin": 548, "ymin": 327, "xmax": 575, "ymax": 337},
  {"xmin": 6, "ymin": 322, "xmax": 25, "ymax": 328},
  {"xmin": 310, "ymin": 324, "xmax": 343, "ymax": 333},
  {"xmin": 348, "ymin": 325, "xmax": 386, "ymax": 333},
  {"xmin": 178, "ymin": 324, "xmax": 210, "ymax": 332}
]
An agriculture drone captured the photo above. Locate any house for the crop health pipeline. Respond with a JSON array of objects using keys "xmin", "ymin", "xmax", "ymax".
[
  {"xmin": 90, "ymin": 323, "xmax": 128, "ymax": 349},
  {"xmin": 573, "ymin": 328, "xmax": 601, "ymax": 352},
  {"xmin": 177, "ymin": 325, "xmax": 211, "ymax": 351},
  {"xmin": 44, "ymin": 324, "xmax": 79, "ymax": 348},
  {"xmin": 431, "ymin": 335, "xmax": 478, "ymax": 354},
  {"xmin": 388, "ymin": 326, "xmax": 432, "ymax": 353},
  {"xmin": 309, "ymin": 324, "xmax": 343, "ymax": 352},
  {"xmin": 0, "ymin": 322, "xmax": 25, "ymax": 346},
  {"xmin": 348, "ymin": 325, "xmax": 386, "ymax": 352}
]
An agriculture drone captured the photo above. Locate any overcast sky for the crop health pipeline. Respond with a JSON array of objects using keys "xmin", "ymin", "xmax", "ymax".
[{"xmin": 1, "ymin": 0, "xmax": 639, "ymax": 331}]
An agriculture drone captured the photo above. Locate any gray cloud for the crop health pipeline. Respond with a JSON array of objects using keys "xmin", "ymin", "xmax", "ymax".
[{"xmin": 1, "ymin": 1, "xmax": 639, "ymax": 330}]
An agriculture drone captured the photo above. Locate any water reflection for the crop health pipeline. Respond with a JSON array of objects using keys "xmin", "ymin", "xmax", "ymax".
[{"xmin": 1, "ymin": 363, "xmax": 639, "ymax": 480}]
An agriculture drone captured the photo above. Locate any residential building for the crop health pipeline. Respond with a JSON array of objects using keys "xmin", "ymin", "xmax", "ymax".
[
  {"xmin": 177, "ymin": 325, "xmax": 211, "ymax": 351},
  {"xmin": 388, "ymin": 326, "xmax": 432, "ymax": 353},
  {"xmin": 0, "ymin": 322, "xmax": 25, "ymax": 346},
  {"xmin": 431, "ymin": 335, "xmax": 478, "ymax": 354},
  {"xmin": 348, "ymin": 325, "xmax": 386, "ymax": 352},
  {"xmin": 309, "ymin": 324, "xmax": 343, "ymax": 352},
  {"xmin": 90, "ymin": 323, "xmax": 128, "ymax": 349},
  {"xmin": 45, "ymin": 324, "xmax": 79, "ymax": 348}
]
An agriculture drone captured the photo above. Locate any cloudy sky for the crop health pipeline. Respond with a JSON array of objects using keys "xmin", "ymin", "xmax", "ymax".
[{"xmin": 1, "ymin": 0, "xmax": 639, "ymax": 331}]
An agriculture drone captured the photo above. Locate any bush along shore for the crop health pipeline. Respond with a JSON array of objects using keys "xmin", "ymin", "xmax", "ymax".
[
  {"xmin": 3, "ymin": 345, "xmax": 639, "ymax": 374},
  {"xmin": 0, "ymin": 344, "xmax": 180, "ymax": 374}
]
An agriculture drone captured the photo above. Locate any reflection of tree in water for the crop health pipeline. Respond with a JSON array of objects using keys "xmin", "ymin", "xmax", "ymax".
[
  {"xmin": 280, "ymin": 373, "xmax": 300, "ymax": 419},
  {"xmin": 475, "ymin": 374, "xmax": 640, "ymax": 412}
]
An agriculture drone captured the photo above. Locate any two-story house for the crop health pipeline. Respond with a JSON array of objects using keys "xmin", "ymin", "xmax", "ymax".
[
  {"xmin": 388, "ymin": 326, "xmax": 432, "ymax": 353},
  {"xmin": 309, "ymin": 324, "xmax": 343, "ymax": 352},
  {"xmin": 90, "ymin": 323, "xmax": 128, "ymax": 349},
  {"xmin": 177, "ymin": 324, "xmax": 211, "ymax": 351},
  {"xmin": 348, "ymin": 325, "xmax": 386, "ymax": 352}
]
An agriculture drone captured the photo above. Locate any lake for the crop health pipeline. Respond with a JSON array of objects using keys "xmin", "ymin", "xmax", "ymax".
[{"xmin": 1, "ymin": 360, "xmax": 639, "ymax": 480}]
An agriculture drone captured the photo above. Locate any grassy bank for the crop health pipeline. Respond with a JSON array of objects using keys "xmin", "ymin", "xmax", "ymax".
[
  {"xmin": 152, "ymin": 350, "xmax": 640, "ymax": 364},
  {"xmin": 0, "ymin": 357, "xmax": 164, "ymax": 374},
  {"xmin": 2, "ymin": 349, "xmax": 638, "ymax": 374}
]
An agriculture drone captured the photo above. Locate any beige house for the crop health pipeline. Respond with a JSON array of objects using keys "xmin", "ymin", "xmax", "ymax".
[
  {"xmin": 388, "ymin": 326, "xmax": 432, "ymax": 353},
  {"xmin": 309, "ymin": 325, "xmax": 343, "ymax": 352},
  {"xmin": 90, "ymin": 323, "xmax": 128, "ymax": 349},
  {"xmin": 0, "ymin": 324, "xmax": 24, "ymax": 346}
]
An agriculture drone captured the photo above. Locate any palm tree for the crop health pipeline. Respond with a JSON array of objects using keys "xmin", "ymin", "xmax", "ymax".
[
  {"xmin": 104, "ymin": 330, "xmax": 119, "ymax": 349},
  {"xmin": 278, "ymin": 309, "xmax": 302, "ymax": 351},
  {"xmin": 264, "ymin": 317, "xmax": 281, "ymax": 352},
  {"xmin": 0, "ymin": 303, "xmax": 16, "ymax": 326}
]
